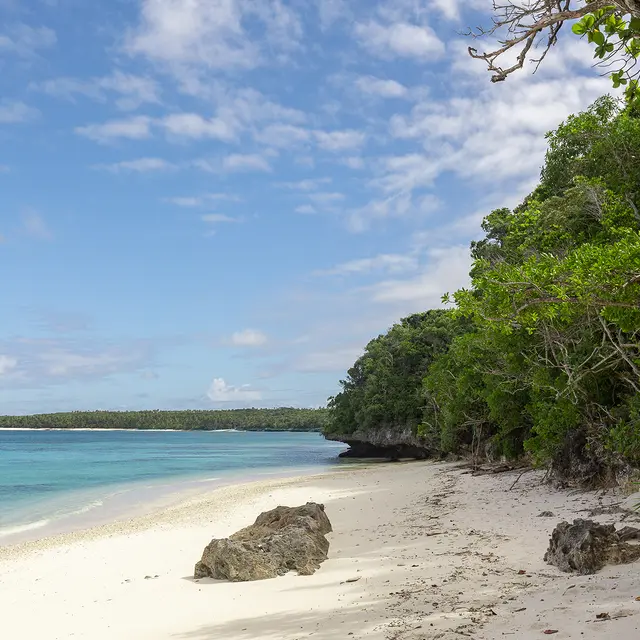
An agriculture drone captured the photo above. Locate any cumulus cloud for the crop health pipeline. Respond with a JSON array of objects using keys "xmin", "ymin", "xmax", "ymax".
[
  {"xmin": 126, "ymin": 0, "xmax": 302, "ymax": 72},
  {"xmin": 355, "ymin": 75, "xmax": 407, "ymax": 98},
  {"xmin": 354, "ymin": 21, "xmax": 444, "ymax": 60},
  {"xmin": 370, "ymin": 246, "xmax": 472, "ymax": 308},
  {"xmin": 207, "ymin": 377, "xmax": 262, "ymax": 403},
  {"xmin": 231, "ymin": 329, "xmax": 268, "ymax": 347},
  {"xmin": 159, "ymin": 112, "xmax": 238, "ymax": 142}
]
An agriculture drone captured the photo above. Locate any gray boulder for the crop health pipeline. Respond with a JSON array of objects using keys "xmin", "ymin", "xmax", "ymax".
[
  {"xmin": 194, "ymin": 502, "xmax": 332, "ymax": 582},
  {"xmin": 544, "ymin": 518, "xmax": 640, "ymax": 574}
]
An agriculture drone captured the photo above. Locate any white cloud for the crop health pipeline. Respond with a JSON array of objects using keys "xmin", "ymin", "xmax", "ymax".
[
  {"xmin": 255, "ymin": 124, "xmax": 310, "ymax": 148},
  {"xmin": 39, "ymin": 349, "xmax": 143, "ymax": 377},
  {"xmin": 159, "ymin": 112, "xmax": 238, "ymax": 141},
  {"xmin": 315, "ymin": 0, "xmax": 349, "ymax": 29},
  {"xmin": 295, "ymin": 204, "xmax": 317, "ymax": 214},
  {"xmin": 165, "ymin": 193, "xmax": 238, "ymax": 207},
  {"xmin": 379, "ymin": 154, "xmax": 440, "ymax": 193},
  {"xmin": 231, "ymin": 329, "xmax": 268, "ymax": 347},
  {"xmin": 22, "ymin": 210, "xmax": 53, "ymax": 240},
  {"xmin": 390, "ymin": 66, "xmax": 613, "ymax": 185},
  {"xmin": 201, "ymin": 213, "xmax": 237, "ymax": 224},
  {"xmin": 0, "ymin": 355, "xmax": 18, "ymax": 376},
  {"xmin": 207, "ymin": 377, "xmax": 262, "ymax": 403},
  {"xmin": 223, "ymin": 153, "xmax": 272, "ymax": 172},
  {"xmin": 314, "ymin": 129, "xmax": 366, "ymax": 151},
  {"xmin": 96, "ymin": 157, "xmax": 175, "ymax": 173},
  {"xmin": 0, "ymin": 100, "xmax": 39, "ymax": 123},
  {"xmin": 340, "ymin": 156, "xmax": 365, "ymax": 170},
  {"xmin": 126, "ymin": 0, "xmax": 302, "ymax": 72},
  {"xmin": 354, "ymin": 21, "xmax": 444, "ymax": 60},
  {"xmin": 294, "ymin": 347, "xmax": 363, "ymax": 373},
  {"xmin": 75, "ymin": 116, "xmax": 152, "ymax": 143},
  {"xmin": 316, "ymin": 254, "xmax": 418, "ymax": 277},
  {"xmin": 370, "ymin": 246, "xmax": 472, "ymax": 308},
  {"xmin": 0, "ymin": 24, "xmax": 56, "ymax": 57},
  {"xmin": 278, "ymin": 177, "xmax": 332, "ymax": 191},
  {"xmin": 35, "ymin": 71, "xmax": 160, "ymax": 111},
  {"xmin": 355, "ymin": 75, "xmax": 407, "ymax": 98},
  {"xmin": 428, "ymin": 0, "xmax": 461, "ymax": 21},
  {"xmin": 308, "ymin": 192, "xmax": 344, "ymax": 205}
]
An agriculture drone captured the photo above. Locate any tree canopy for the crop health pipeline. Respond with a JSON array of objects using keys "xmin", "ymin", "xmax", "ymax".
[{"xmin": 325, "ymin": 96, "xmax": 640, "ymax": 484}]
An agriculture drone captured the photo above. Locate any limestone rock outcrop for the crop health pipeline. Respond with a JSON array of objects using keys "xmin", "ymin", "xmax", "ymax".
[
  {"xmin": 544, "ymin": 518, "xmax": 640, "ymax": 574},
  {"xmin": 194, "ymin": 502, "xmax": 332, "ymax": 582}
]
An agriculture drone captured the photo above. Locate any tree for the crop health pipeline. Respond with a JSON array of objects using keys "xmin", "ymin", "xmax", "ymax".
[{"xmin": 468, "ymin": 1, "xmax": 640, "ymax": 105}]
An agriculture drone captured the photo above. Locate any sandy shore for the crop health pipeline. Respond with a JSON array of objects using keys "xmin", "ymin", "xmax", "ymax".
[{"xmin": 1, "ymin": 461, "xmax": 639, "ymax": 639}]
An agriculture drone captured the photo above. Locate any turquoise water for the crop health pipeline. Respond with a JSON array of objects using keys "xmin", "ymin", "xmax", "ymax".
[{"xmin": 0, "ymin": 429, "xmax": 345, "ymax": 541}]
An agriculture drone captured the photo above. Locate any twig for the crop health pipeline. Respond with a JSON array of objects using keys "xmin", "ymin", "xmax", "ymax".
[{"xmin": 510, "ymin": 468, "xmax": 533, "ymax": 490}]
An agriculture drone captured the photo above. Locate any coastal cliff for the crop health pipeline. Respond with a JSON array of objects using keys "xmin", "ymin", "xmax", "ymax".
[{"xmin": 324, "ymin": 428, "xmax": 429, "ymax": 459}]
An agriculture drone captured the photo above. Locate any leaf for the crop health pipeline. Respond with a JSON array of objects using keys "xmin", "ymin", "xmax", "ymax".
[
  {"xmin": 592, "ymin": 30, "xmax": 605, "ymax": 46},
  {"xmin": 543, "ymin": 632, "xmax": 559, "ymax": 636},
  {"xmin": 572, "ymin": 23, "xmax": 587, "ymax": 35}
]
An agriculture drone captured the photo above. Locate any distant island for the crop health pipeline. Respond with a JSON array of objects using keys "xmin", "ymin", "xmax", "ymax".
[{"xmin": 0, "ymin": 408, "xmax": 329, "ymax": 432}]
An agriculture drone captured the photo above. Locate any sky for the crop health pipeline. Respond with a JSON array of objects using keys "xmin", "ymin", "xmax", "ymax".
[{"xmin": 0, "ymin": 0, "xmax": 614, "ymax": 414}]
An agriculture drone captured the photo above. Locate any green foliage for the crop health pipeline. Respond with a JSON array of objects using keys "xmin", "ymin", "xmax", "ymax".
[
  {"xmin": 572, "ymin": 7, "xmax": 640, "ymax": 106},
  {"xmin": 325, "ymin": 310, "xmax": 470, "ymax": 443},
  {"xmin": 0, "ymin": 408, "xmax": 329, "ymax": 432},
  {"xmin": 606, "ymin": 395, "xmax": 640, "ymax": 464},
  {"xmin": 327, "ymin": 96, "xmax": 640, "ymax": 482}
]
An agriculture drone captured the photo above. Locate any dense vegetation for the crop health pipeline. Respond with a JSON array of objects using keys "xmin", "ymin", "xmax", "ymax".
[
  {"xmin": 326, "ymin": 96, "xmax": 640, "ymax": 484},
  {"xmin": 0, "ymin": 408, "xmax": 329, "ymax": 432}
]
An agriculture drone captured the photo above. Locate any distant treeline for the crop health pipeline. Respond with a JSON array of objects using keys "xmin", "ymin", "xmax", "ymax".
[{"xmin": 0, "ymin": 408, "xmax": 330, "ymax": 432}]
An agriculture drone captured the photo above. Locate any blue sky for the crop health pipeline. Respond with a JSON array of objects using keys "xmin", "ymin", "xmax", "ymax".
[{"xmin": 0, "ymin": 0, "xmax": 613, "ymax": 413}]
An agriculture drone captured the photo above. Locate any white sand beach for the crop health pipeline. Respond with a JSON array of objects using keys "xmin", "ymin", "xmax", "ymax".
[{"xmin": 1, "ymin": 462, "xmax": 638, "ymax": 640}]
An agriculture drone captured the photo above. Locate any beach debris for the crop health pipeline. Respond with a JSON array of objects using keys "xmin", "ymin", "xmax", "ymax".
[
  {"xmin": 544, "ymin": 519, "xmax": 640, "ymax": 575},
  {"xmin": 538, "ymin": 511, "xmax": 555, "ymax": 518},
  {"xmin": 595, "ymin": 612, "xmax": 610, "ymax": 621},
  {"xmin": 542, "ymin": 631, "xmax": 559, "ymax": 635},
  {"xmin": 194, "ymin": 502, "xmax": 332, "ymax": 582},
  {"xmin": 344, "ymin": 577, "xmax": 361, "ymax": 583}
]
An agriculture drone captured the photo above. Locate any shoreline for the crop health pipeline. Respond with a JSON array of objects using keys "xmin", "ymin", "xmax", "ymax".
[
  {"xmin": 1, "ymin": 461, "xmax": 639, "ymax": 639},
  {"xmin": 0, "ymin": 462, "xmax": 351, "ymax": 547},
  {"xmin": 0, "ymin": 427, "xmax": 320, "ymax": 432}
]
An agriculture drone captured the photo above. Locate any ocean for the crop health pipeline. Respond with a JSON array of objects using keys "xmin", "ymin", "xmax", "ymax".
[{"xmin": 0, "ymin": 429, "xmax": 346, "ymax": 543}]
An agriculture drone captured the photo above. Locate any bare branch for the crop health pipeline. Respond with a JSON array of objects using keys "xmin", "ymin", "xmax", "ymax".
[{"xmin": 467, "ymin": 1, "xmax": 627, "ymax": 83}]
